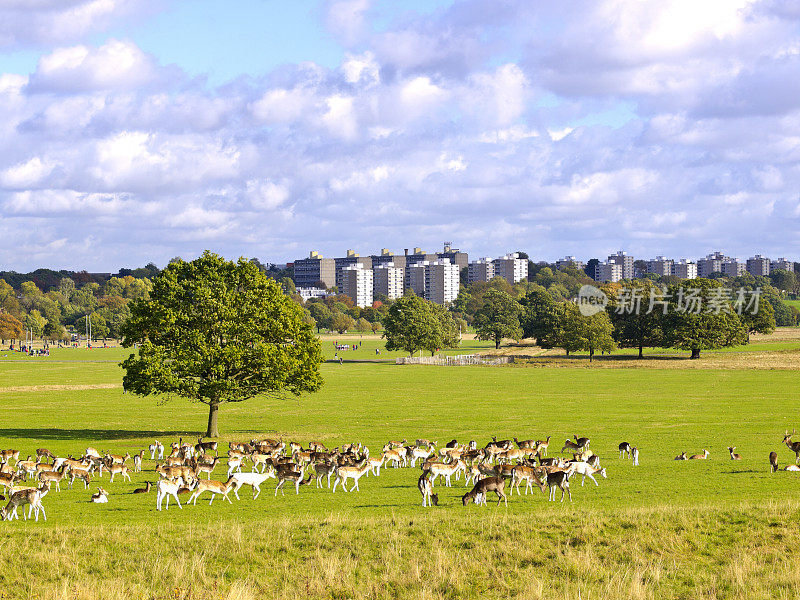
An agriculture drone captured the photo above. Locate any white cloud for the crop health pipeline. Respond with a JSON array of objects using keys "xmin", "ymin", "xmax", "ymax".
[
  {"xmin": 245, "ymin": 179, "xmax": 290, "ymax": 210},
  {"xmin": 0, "ymin": 157, "xmax": 54, "ymax": 189}
]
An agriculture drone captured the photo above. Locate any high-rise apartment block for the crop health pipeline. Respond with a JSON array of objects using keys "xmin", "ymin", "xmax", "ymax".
[
  {"xmin": 607, "ymin": 251, "xmax": 634, "ymax": 280},
  {"xmin": 556, "ymin": 256, "xmax": 585, "ymax": 271},
  {"xmin": 746, "ymin": 255, "xmax": 770, "ymax": 277},
  {"xmin": 646, "ymin": 256, "xmax": 673, "ymax": 277},
  {"xmin": 492, "ymin": 253, "xmax": 528, "ymax": 284},
  {"xmin": 293, "ymin": 251, "xmax": 336, "ymax": 288},
  {"xmin": 334, "ymin": 250, "xmax": 372, "ymax": 291},
  {"xmin": 373, "ymin": 263, "xmax": 404, "ymax": 300},
  {"xmin": 673, "ymin": 260, "xmax": 697, "ymax": 279},
  {"xmin": 595, "ymin": 261, "xmax": 623, "ymax": 283},
  {"xmin": 772, "ymin": 257, "xmax": 793, "ymax": 272},
  {"xmin": 467, "ymin": 258, "xmax": 495, "ymax": 283},
  {"xmin": 340, "ymin": 264, "xmax": 373, "ymax": 308}
]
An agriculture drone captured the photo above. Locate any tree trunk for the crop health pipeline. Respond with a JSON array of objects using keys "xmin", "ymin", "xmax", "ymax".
[
  {"xmin": 206, "ymin": 401, "xmax": 220, "ymax": 438},
  {"xmin": 589, "ymin": 348, "xmax": 594, "ymax": 362},
  {"xmin": 690, "ymin": 348, "xmax": 701, "ymax": 359},
  {"xmin": 495, "ymin": 337, "xmax": 501, "ymax": 349},
  {"xmin": 638, "ymin": 345, "xmax": 643, "ymax": 358}
]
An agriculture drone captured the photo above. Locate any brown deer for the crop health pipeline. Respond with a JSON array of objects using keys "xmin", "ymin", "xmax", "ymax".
[
  {"xmin": 728, "ymin": 447, "xmax": 742, "ymax": 460},
  {"xmin": 462, "ymin": 476, "xmax": 507, "ymax": 506},
  {"xmin": 783, "ymin": 431, "xmax": 800, "ymax": 464},
  {"xmin": 688, "ymin": 449, "xmax": 710, "ymax": 460},
  {"xmin": 769, "ymin": 451, "xmax": 779, "ymax": 473},
  {"xmin": 418, "ymin": 473, "xmax": 438, "ymax": 507}
]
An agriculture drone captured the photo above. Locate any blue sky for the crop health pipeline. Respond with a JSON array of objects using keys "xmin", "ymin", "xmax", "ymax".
[{"xmin": 0, "ymin": 0, "xmax": 799, "ymax": 271}]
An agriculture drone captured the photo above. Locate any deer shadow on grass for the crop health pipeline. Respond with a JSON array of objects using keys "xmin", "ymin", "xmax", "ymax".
[{"xmin": 0, "ymin": 428, "xmax": 200, "ymax": 442}]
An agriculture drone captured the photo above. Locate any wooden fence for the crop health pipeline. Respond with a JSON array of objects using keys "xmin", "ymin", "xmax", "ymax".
[{"xmin": 395, "ymin": 354, "xmax": 514, "ymax": 366}]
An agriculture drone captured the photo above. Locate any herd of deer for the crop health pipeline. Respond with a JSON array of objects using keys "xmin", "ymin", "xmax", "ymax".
[{"xmin": 3, "ymin": 430, "xmax": 800, "ymax": 520}]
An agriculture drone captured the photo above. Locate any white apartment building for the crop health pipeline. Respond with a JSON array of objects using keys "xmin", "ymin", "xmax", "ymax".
[
  {"xmin": 697, "ymin": 252, "xmax": 728, "ymax": 277},
  {"xmin": 595, "ymin": 261, "xmax": 623, "ymax": 283},
  {"xmin": 373, "ymin": 263, "xmax": 404, "ymax": 300},
  {"xmin": 646, "ymin": 256, "xmax": 673, "ymax": 277},
  {"xmin": 297, "ymin": 287, "xmax": 330, "ymax": 301},
  {"xmin": 673, "ymin": 260, "xmax": 698, "ymax": 279},
  {"xmin": 607, "ymin": 251, "xmax": 634, "ymax": 280},
  {"xmin": 340, "ymin": 264, "xmax": 373, "ymax": 308},
  {"xmin": 746, "ymin": 255, "xmax": 770, "ymax": 277},
  {"xmin": 772, "ymin": 258, "xmax": 793, "ymax": 272},
  {"xmin": 467, "ymin": 258, "xmax": 495, "ymax": 284},
  {"xmin": 492, "ymin": 253, "xmax": 528, "ymax": 284},
  {"xmin": 407, "ymin": 260, "xmax": 460, "ymax": 304}
]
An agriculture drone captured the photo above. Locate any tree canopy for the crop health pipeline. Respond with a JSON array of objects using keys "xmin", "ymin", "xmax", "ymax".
[
  {"xmin": 120, "ymin": 252, "xmax": 323, "ymax": 437},
  {"xmin": 473, "ymin": 289, "xmax": 522, "ymax": 349}
]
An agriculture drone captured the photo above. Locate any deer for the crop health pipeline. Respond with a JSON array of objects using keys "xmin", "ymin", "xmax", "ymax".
[
  {"xmin": 674, "ymin": 452, "xmax": 687, "ymax": 461},
  {"xmin": 16, "ymin": 456, "xmax": 36, "ymax": 480},
  {"xmin": 91, "ymin": 488, "xmax": 109, "ymax": 503},
  {"xmin": 1, "ymin": 488, "xmax": 46, "ymax": 521},
  {"xmin": 510, "ymin": 465, "xmax": 546, "ymax": 495},
  {"xmin": 382, "ymin": 449, "xmax": 404, "ymax": 469},
  {"xmin": 365, "ymin": 455, "xmax": 384, "ymax": 476},
  {"xmin": 313, "ymin": 460, "xmax": 337, "ymax": 488},
  {"xmin": 193, "ymin": 457, "xmax": 219, "ymax": 480},
  {"xmin": 619, "ymin": 442, "xmax": 632, "ymax": 459},
  {"xmin": 560, "ymin": 439, "xmax": 584, "ymax": 454},
  {"xmin": 418, "ymin": 473, "xmax": 438, "ymax": 507},
  {"xmin": 513, "ymin": 438, "xmax": 536, "ymax": 450},
  {"xmin": 631, "ymin": 447, "xmax": 639, "ymax": 466},
  {"xmin": 226, "ymin": 457, "xmax": 246, "ymax": 478},
  {"xmin": 35, "ymin": 448, "xmax": 53, "ymax": 462},
  {"xmin": 332, "ymin": 459, "xmax": 370, "ymax": 492},
  {"xmin": 770, "ymin": 451, "xmax": 779, "ymax": 473},
  {"xmin": 230, "ymin": 470, "xmax": 277, "ymax": 500},
  {"xmin": 133, "ymin": 450, "xmax": 144, "ymax": 472},
  {"xmin": 156, "ymin": 477, "xmax": 185, "ymax": 510},
  {"xmin": 688, "ymin": 449, "xmax": 710, "ymax": 460},
  {"xmin": 38, "ymin": 466, "xmax": 66, "ymax": 491},
  {"xmin": 409, "ymin": 445, "xmax": 435, "ymax": 468},
  {"xmin": 424, "ymin": 461, "xmax": 464, "ymax": 487},
  {"xmin": 133, "ymin": 481, "xmax": 152, "ymax": 494},
  {"xmin": 69, "ymin": 467, "xmax": 91, "ymax": 489},
  {"xmin": 85, "ymin": 447, "xmax": 102, "ymax": 460},
  {"xmin": 195, "ymin": 438, "xmax": 218, "ymax": 457},
  {"xmin": 534, "ymin": 436, "xmax": 552, "ymax": 457},
  {"xmin": 462, "ymin": 476, "xmax": 507, "ymax": 507},
  {"xmin": 107, "ymin": 463, "xmax": 131, "ymax": 483},
  {"xmin": 728, "ymin": 447, "xmax": 742, "ymax": 460},
  {"xmin": 188, "ymin": 477, "xmax": 235, "ymax": 505},
  {"xmin": 783, "ymin": 431, "xmax": 800, "ymax": 463},
  {"xmin": 274, "ymin": 469, "xmax": 314, "ymax": 496},
  {"xmin": 547, "ymin": 470, "xmax": 572, "ymax": 502},
  {"xmin": 786, "ymin": 464, "xmax": 800, "ymax": 472},
  {"xmin": 568, "ymin": 462, "xmax": 607, "ymax": 486},
  {"xmin": 1, "ymin": 450, "xmax": 20, "ymax": 464}
]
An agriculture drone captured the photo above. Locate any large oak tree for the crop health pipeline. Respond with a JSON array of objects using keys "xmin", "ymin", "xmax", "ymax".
[{"xmin": 120, "ymin": 252, "xmax": 323, "ymax": 437}]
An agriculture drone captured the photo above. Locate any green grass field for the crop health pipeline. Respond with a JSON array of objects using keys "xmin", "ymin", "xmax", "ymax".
[{"xmin": 2, "ymin": 334, "xmax": 800, "ymax": 599}]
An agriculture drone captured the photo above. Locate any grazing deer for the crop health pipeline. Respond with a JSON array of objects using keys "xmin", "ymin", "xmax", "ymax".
[
  {"xmin": 560, "ymin": 439, "xmax": 583, "ymax": 454},
  {"xmin": 688, "ymin": 449, "xmax": 710, "ymax": 460},
  {"xmin": 332, "ymin": 459, "xmax": 370, "ymax": 492},
  {"xmin": 547, "ymin": 470, "xmax": 572, "ymax": 502},
  {"xmin": 133, "ymin": 481, "xmax": 152, "ymax": 494},
  {"xmin": 189, "ymin": 477, "xmax": 235, "ymax": 505},
  {"xmin": 418, "ymin": 473, "xmax": 438, "ymax": 507},
  {"xmin": 574, "ymin": 435, "xmax": 590, "ymax": 449},
  {"xmin": 424, "ymin": 461, "xmax": 464, "ymax": 487},
  {"xmin": 1, "ymin": 488, "xmax": 46, "ymax": 521},
  {"xmin": 314, "ymin": 460, "xmax": 337, "ymax": 488},
  {"xmin": 230, "ymin": 470, "xmax": 275, "ymax": 500},
  {"xmin": 632, "ymin": 447, "xmax": 639, "ymax": 466},
  {"xmin": 619, "ymin": 442, "xmax": 632, "ymax": 459},
  {"xmin": 35, "ymin": 448, "xmax": 53, "ymax": 462},
  {"xmin": 91, "ymin": 488, "xmax": 108, "ymax": 503},
  {"xmin": 674, "ymin": 452, "xmax": 687, "ymax": 460},
  {"xmin": 156, "ymin": 477, "xmax": 184, "ymax": 510},
  {"xmin": 770, "ymin": 451, "xmax": 779, "ymax": 473},
  {"xmin": 783, "ymin": 431, "xmax": 800, "ymax": 464},
  {"xmin": 728, "ymin": 447, "xmax": 742, "ymax": 460},
  {"xmin": 462, "ymin": 476, "xmax": 507, "ymax": 507}
]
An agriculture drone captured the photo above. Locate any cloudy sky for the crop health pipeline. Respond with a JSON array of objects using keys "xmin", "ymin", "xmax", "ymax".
[{"xmin": 1, "ymin": 0, "xmax": 799, "ymax": 271}]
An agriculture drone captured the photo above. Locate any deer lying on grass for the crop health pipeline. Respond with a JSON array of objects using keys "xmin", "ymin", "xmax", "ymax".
[
  {"xmin": 189, "ymin": 477, "xmax": 235, "ymax": 505},
  {"xmin": 230, "ymin": 470, "xmax": 275, "ymax": 500},
  {"xmin": 1, "ymin": 488, "xmax": 46, "ymax": 521},
  {"xmin": 688, "ymin": 450, "xmax": 710, "ymax": 460},
  {"xmin": 332, "ymin": 459, "xmax": 370, "ymax": 492},
  {"xmin": 783, "ymin": 431, "xmax": 800, "ymax": 463},
  {"xmin": 91, "ymin": 488, "xmax": 108, "ymax": 503},
  {"xmin": 156, "ymin": 477, "xmax": 184, "ymax": 510},
  {"xmin": 418, "ymin": 473, "xmax": 438, "ymax": 507},
  {"xmin": 770, "ymin": 451, "xmax": 779, "ymax": 473},
  {"xmin": 728, "ymin": 447, "xmax": 742, "ymax": 460},
  {"xmin": 133, "ymin": 482, "xmax": 152, "ymax": 494},
  {"xmin": 462, "ymin": 476, "xmax": 507, "ymax": 506},
  {"xmin": 674, "ymin": 452, "xmax": 687, "ymax": 461}
]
